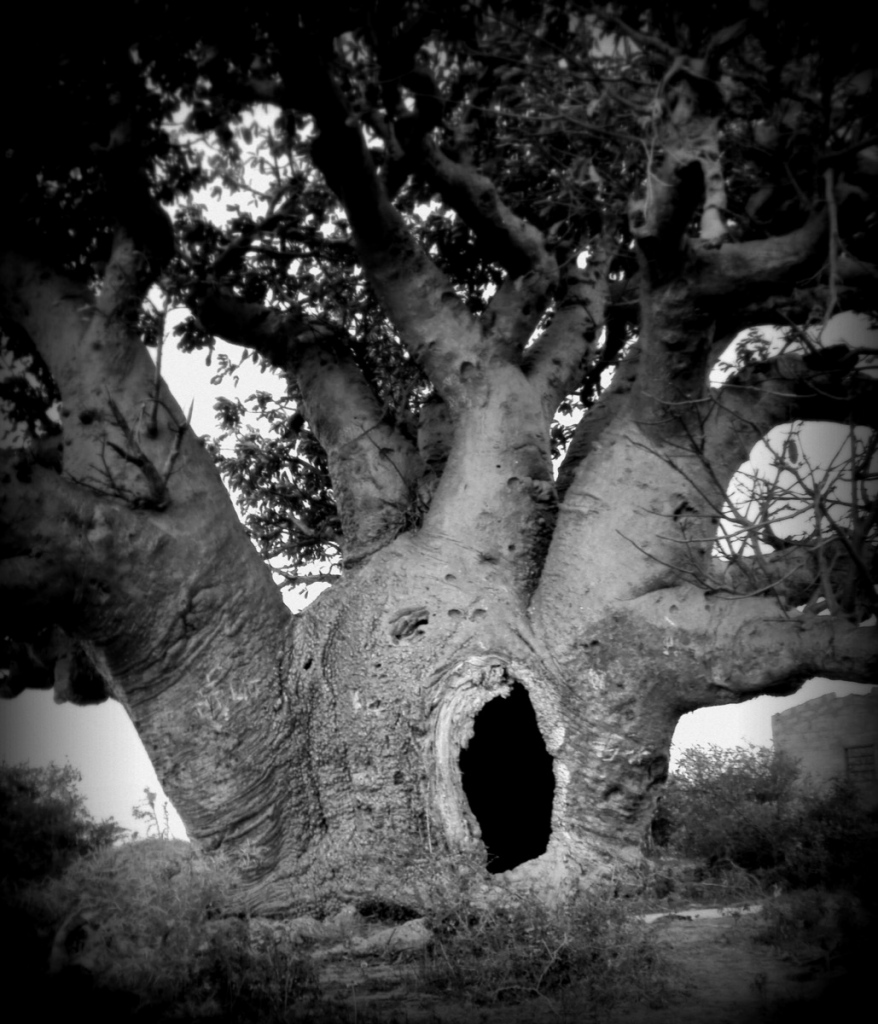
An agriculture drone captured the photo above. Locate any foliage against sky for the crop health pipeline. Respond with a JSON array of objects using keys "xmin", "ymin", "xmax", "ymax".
[{"xmin": 2, "ymin": 0, "xmax": 875, "ymax": 592}]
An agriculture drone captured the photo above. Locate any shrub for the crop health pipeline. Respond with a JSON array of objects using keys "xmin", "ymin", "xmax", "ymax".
[
  {"xmin": 130, "ymin": 785, "xmax": 172, "ymax": 839},
  {"xmin": 416, "ymin": 849, "xmax": 671, "ymax": 1014},
  {"xmin": 655, "ymin": 744, "xmax": 800, "ymax": 871},
  {"xmin": 24, "ymin": 838, "xmax": 323, "ymax": 1020},
  {"xmin": 0, "ymin": 760, "xmax": 127, "ymax": 1019},
  {"xmin": 656, "ymin": 744, "xmax": 878, "ymax": 895},
  {"xmin": 30, "ymin": 840, "xmax": 236, "ymax": 1006},
  {"xmin": 0, "ymin": 760, "xmax": 124, "ymax": 890},
  {"xmin": 778, "ymin": 778, "xmax": 878, "ymax": 895}
]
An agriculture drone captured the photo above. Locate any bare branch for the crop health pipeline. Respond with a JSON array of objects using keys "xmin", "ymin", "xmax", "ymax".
[
  {"xmin": 525, "ymin": 239, "xmax": 614, "ymax": 412},
  {"xmin": 193, "ymin": 286, "xmax": 424, "ymax": 563},
  {"xmin": 704, "ymin": 346, "xmax": 877, "ymax": 492},
  {"xmin": 691, "ymin": 213, "xmax": 828, "ymax": 300},
  {"xmin": 415, "ymin": 136, "xmax": 557, "ymax": 284},
  {"xmin": 294, "ymin": 58, "xmax": 484, "ymax": 402},
  {"xmin": 88, "ymin": 394, "xmax": 189, "ymax": 511},
  {"xmin": 631, "ymin": 585, "xmax": 878, "ymax": 697},
  {"xmin": 710, "ymin": 538, "xmax": 876, "ymax": 616},
  {"xmin": 273, "ymin": 569, "xmax": 341, "ymax": 588}
]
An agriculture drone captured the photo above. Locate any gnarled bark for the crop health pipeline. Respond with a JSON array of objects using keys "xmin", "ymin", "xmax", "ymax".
[{"xmin": 2, "ymin": 4, "xmax": 875, "ymax": 918}]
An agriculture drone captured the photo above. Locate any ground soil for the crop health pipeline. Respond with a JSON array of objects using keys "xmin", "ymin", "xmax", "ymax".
[
  {"xmin": 603, "ymin": 911, "xmax": 841, "ymax": 1024},
  {"xmin": 31, "ymin": 843, "xmax": 869, "ymax": 1024},
  {"xmin": 307, "ymin": 905, "xmax": 861, "ymax": 1024}
]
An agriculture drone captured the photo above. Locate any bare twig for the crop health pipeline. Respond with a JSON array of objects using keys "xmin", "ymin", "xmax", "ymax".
[{"xmin": 102, "ymin": 394, "xmax": 190, "ymax": 510}]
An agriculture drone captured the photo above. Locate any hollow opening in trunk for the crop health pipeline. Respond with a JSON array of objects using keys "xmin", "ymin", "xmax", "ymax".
[{"xmin": 459, "ymin": 682, "xmax": 555, "ymax": 873}]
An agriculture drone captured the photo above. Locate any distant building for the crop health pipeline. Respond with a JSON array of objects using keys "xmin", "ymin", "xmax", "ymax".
[{"xmin": 771, "ymin": 689, "xmax": 878, "ymax": 810}]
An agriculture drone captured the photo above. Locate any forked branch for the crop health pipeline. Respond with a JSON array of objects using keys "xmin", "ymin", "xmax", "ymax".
[
  {"xmin": 193, "ymin": 283, "xmax": 424, "ymax": 562},
  {"xmin": 289, "ymin": 56, "xmax": 483, "ymax": 400},
  {"xmin": 525, "ymin": 239, "xmax": 615, "ymax": 412}
]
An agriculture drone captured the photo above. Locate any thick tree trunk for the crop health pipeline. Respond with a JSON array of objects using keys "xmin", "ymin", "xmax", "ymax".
[
  {"xmin": 2, "ymin": 256, "xmax": 874, "ymax": 919},
  {"xmin": 3, "ymin": 15, "xmax": 877, "ymax": 917},
  {"xmin": 131, "ymin": 530, "xmax": 682, "ymax": 916}
]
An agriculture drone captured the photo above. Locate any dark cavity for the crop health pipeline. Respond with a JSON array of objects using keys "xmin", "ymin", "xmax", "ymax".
[{"xmin": 459, "ymin": 682, "xmax": 555, "ymax": 874}]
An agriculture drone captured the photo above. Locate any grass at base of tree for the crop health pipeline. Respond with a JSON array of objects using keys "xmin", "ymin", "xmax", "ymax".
[
  {"xmin": 0, "ymin": 773, "xmax": 674, "ymax": 1021},
  {"xmin": 16, "ymin": 843, "xmax": 673, "ymax": 1022},
  {"xmin": 6, "ymin": 808, "xmax": 673, "ymax": 1024},
  {"xmin": 411, "ymin": 848, "xmax": 672, "ymax": 1017},
  {"xmin": 10, "ymin": 751, "xmax": 878, "ymax": 1022}
]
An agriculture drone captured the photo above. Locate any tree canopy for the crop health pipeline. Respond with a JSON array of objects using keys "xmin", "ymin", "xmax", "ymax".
[
  {"xmin": 5, "ymin": 1, "xmax": 875, "ymax": 596},
  {"xmin": 1, "ymin": 1, "xmax": 876, "ymax": 911}
]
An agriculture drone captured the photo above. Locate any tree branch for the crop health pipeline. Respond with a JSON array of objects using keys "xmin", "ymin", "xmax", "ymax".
[
  {"xmin": 193, "ymin": 286, "xmax": 424, "ymax": 563},
  {"xmin": 0, "ymin": 627, "xmax": 110, "ymax": 704},
  {"xmin": 631, "ymin": 585, "xmax": 878, "ymax": 700},
  {"xmin": 291, "ymin": 57, "xmax": 484, "ymax": 404},
  {"xmin": 382, "ymin": 60, "xmax": 558, "ymax": 361},
  {"xmin": 524, "ymin": 240, "xmax": 614, "ymax": 413},
  {"xmin": 554, "ymin": 343, "xmax": 640, "ymax": 501},
  {"xmin": 0, "ymin": 250, "xmax": 93, "ymax": 357},
  {"xmin": 691, "ymin": 212, "xmax": 828, "ymax": 300},
  {"xmin": 710, "ymin": 536, "xmax": 877, "ymax": 620},
  {"xmin": 629, "ymin": 68, "xmax": 730, "ymax": 266},
  {"xmin": 704, "ymin": 345, "xmax": 877, "ymax": 492},
  {"xmin": 480, "ymin": 271, "xmax": 556, "ymax": 361},
  {"xmin": 629, "ymin": 159, "xmax": 704, "ymax": 266},
  {"xmin": 2, "ymin": 249, "xmax": 198, "ymax": 494},
  {"xmin": 414, "ymin": 136, "xmax": 557, "ymax": 283},
  {"xmin": 192, "ymin": 287, "xmax": 301, "ymax": 360},
  {"xmin": 93, "ymin": 119, "xmax": 175, "ymax": 308}
]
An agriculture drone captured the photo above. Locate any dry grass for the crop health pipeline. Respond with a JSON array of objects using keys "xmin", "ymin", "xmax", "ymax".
[
  {"xmin": 413, "ymin": 850, "xmax": 671, "ymax": 1015},
  {"xmin": 14, "ymin": 839, "xmax": 674, "ymax": 1022}
]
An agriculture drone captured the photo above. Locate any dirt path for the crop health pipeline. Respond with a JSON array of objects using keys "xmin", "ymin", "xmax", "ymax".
[{"xmin": 605, "ymin": 912, "xmax": 829, "ymax": 1024}]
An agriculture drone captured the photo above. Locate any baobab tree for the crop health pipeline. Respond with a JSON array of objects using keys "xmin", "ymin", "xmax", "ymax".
[{"xmin": 1, "ymin": 1, "xmax": 876, "ymax": 914}]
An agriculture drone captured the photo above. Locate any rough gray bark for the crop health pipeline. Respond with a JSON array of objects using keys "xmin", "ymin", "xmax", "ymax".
[{"xmin": 2, "ymin": 7, "xmax": 876, "ymax": 916}]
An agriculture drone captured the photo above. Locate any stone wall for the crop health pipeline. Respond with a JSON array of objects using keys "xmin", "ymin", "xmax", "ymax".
[{"xmin": 771, "ymin": 690, "xmax": 878, "ymax": 810}]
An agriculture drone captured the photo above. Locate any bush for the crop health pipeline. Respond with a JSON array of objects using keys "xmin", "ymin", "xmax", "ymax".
[
  {"xmin": 0, "ymin": 760, "xmax": 127, "ymax": 1021},
  {"xmin": 779, "ymin": 779, "xmax": 878, "ymax": 894},
  {"xmin": 655, "ymin": 744, "xmax": 878, "ymax": 895},
  {"xmin": 24, "ymin": 837, "xmax": 321, "ymax": 1019},
  {"xmin": 655, "ymin": 744, "xmax": 799, "ymax": 871},
  {"xmin": 416, "ymin": 849, "xmax": 671, "ymax": 1014},
  {"xmin": 0, "ymin": 760, "xmax": 124, "ymax": 890}
]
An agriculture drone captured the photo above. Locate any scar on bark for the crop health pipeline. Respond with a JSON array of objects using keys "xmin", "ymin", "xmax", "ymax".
[{"xmin": 388, "ymin": 606, "xmax": 430, "ymax": 640}]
